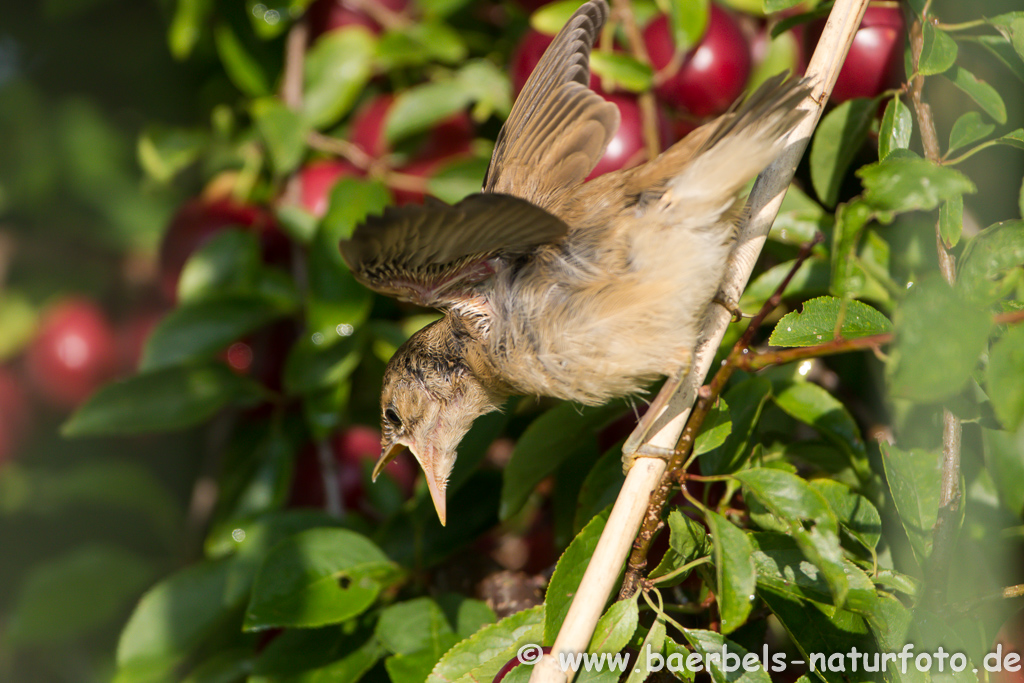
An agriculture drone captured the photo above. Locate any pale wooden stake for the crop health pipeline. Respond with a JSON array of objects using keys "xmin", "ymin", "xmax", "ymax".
[{"xmin": 529, "ymin": 0, "xmax": 871, "ymax": 680}]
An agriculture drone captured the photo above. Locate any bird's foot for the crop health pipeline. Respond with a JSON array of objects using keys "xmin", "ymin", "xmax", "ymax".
[
  {"xmin": 712, "ymin": 294, "xmax": 744, "ymax": 323},
  {"xmin": 621, "ymin": 443, "xmax": 678, "ymax": 472}
]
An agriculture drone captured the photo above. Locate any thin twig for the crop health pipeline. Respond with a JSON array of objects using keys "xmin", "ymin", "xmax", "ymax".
[{"xmin": 910, "ymin": 5, "xmax": 962, "ymax": 607}]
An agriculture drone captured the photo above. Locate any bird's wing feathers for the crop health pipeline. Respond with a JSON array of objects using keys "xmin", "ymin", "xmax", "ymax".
[
  {"xmin": 483, "ymin": 0, "xmax": 618, "ymax": 211},
  {"xmin": 339, "ymin": 193, "xmax": 568, "ymax": 309}
]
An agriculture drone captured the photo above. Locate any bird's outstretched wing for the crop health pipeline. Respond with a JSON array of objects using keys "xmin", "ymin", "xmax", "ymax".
[
  {"xmin": 484, "ymin": 0, "xmax": 619, "ymax": 212},
  {"xmin": 339, "ymin": 193, "xmax": 568, "ymax": 309}
]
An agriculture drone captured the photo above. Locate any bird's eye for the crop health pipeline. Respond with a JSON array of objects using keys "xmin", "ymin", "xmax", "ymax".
[{"xmin": 384, "ymin": 407, "xmax": 401, "ymax": 428}]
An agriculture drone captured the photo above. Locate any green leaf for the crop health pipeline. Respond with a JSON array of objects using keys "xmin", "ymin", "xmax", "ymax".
[
  {"xmin": 427, "ymin": 606, "xmax": 544, "ymax": 683},
  {"xmin": 7, "ymin": 545, "xmax": 153, "ymax": 646},
  {"xmin": 763, "ymin": 0, "xmax": 801, "ymax": 13},
  {"xmin": 308, "ymin": 178, "xmax": 391, "ymax": 340},
  {"xmin": 751, "ymin": 533, "xmax": 878, "ymax": 615},
  {"xmin": 735, "ymin": 468, "xmax": 848, "ymax": 606},
  {"xmin": 244, "ymin": 528, "xmax": 400, "ymax": 630},
  {"xmin": 989, "ymin": 12, "xmax": 1024, "ymax": 63},
  {"xmin": 141, "ymin": 295, "xmax": 292, "ymax": 371},
  {"xmin": 417, "ymin": 0, "xmax": 472, "ymax": 18},
  {"xmin": 958, "ymin": 220, "xmax": 1024, "ymax": 303},
  {"xmin": 590, "ymin": 51, "xmax": 654, "ymax": 93},
  {"xmin": 667, "ymin": 509, "xmax": 711, "ymax": 560},
  {"xmin": 574, "ymin": 446, "xmax": 625, "ymax": 534},
  {"xmin": 304, "ymin": 27, "xmax": 376, "ymax": 128},
  {"xmin": 0, "ymin": 291, "xmax": 38, "ymax": 361},
  {"xmin": 377, "ymin": 598, "xmax": 454, "ymax": 656},
  {"xmin": 118, "ymin": 557, "xmax": 250, "ymax": 676},
  {"xmin": 385, "ymin": 80, "xmax": 473, "ymax": 145},
  {"xmin": 530, "ymin": 0, "xmax": 586, "ymax": 35},
  {"xmin": 182, "ymin": 649, "xmax": 254, "ymax": 683},
  {"xmin": 773, "ymin": 381, "xmax": 867, "ymax": 472},
  {"xmin": 972, "ymin": 33, "xmax": 1024, "ymax": 82},
  {"xmin": 878, "ymin": 96, "xmax": 912, "ymax": 160},
  {"xmin": 918, "ymin": 22, "xmax": 958, "ymax": 75},
  {"xmin": 168, "ymin": 0, "xmax": 212, "ymax": 59},
  {"xmin": 252, "ymin": 98, "xmax": 310, "ymax": 175},
  {"xmin": 947, "ymin": 111, "xmax": 995, "ymax": 155},
  {"xmin": 859, "ymin": 157, "xmax": 977, "ymax": 213},
  {"xmin": 252, "ymin": 626, "xmax": 385, "ymax": 683},
  {"xmin": 995, "ymin": 128, "xmax": 1024, "ymax": 150},
  {"xmin": 888, "ymin": 279, "xmax": 992, "ymax": 401},
  {"xmin": 810, "ymin": 98, "xmax": 875, "ymax": 207},
  {"xmin": 177, "ymin": 230, "xmax": 262, "ymax": 303},
  {"xmin": 942, "ymin": 65, "xmax": 1007, "ymax": 124},
  {"xmin": 939, "ymin": 194, "xmax": 964, "ymax": 248},
  {"xmin": 808, "ymin": 480, "xmax": 881, "ymax": 551},
  {"xmin": 746, "ymin": 28, "xmax": 800, "ymax": 92},
  {"xmin": 769, "ymin": 296, "xmax": 892, "ymax": 347},
  {"xmin": 545, "ymin": 507, "xmax": 611, "ymax": 643},
  {"xmin": 284, "ymin": 330, "xmax": 363, "ymax": 394},
  {"xmin": 682, "ymin": 630, "xmax": 770, "ymax": 683},
  {"xmin": 428, "ymin": 156, "xmax": 490, "ymax": 204},
  {"xmin": 880, "ymin": 443, "xmax": 942, "ymax": 565},
  {"xmin": 63, "ymin": 364, "xmax": 262, "ymax": 436},
  {"xmin": 983, "ymin": 427, "xmax": 1024, "ymax": 515},
  {"xmin": 457, "ymin": 60, "xmax": 513, "ymax": 121},
  {"xmin": 213, "ymin": 23, "xmax": 271, "ymax": 97},
  {"xmin": 987, "ymin": 325, "xmax": 1024, "ymax": 430},
  {"xmin": 137, "ymin": 124, "xmax": 206, "ymax": 183},
  {"xmin": 828, "ymin": 200, "xmax": 873, "ymax": 298},
  {"xmin": 586, "ymin": 596, "xmax": 639, "ymax": 658},
  {"xmin": 694, "ymin": 397, "xmax": 732, "ymax": 456},
  {"xmin": 705, "ymin": 510, "xmax": 756, "ymax": 634},
  {"xmin": 501, "ymin": 401, "xmax": 623, "ymax": 520},
  {"xmin": 741, "ymin": 258, "xmax": 830, "ymax": 312},
  {"xmin": 667, "ymin": 0, "xmax": 709, "ymax": 53},
  {"xmin": 625, "ymin": 617, "xmax": 666, "ymax": 683},
  {"xmin": 701, "ymin": 377, "xmax": 771, "ymax": 475},
  {"xmin": 376, "ymin": 21, "xmax": 467, "ymax": 70}
]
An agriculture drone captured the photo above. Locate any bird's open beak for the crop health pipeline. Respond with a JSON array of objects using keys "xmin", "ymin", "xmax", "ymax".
[{"xmin": 374, "ymin": 439, "xmax": 448, "ymax": 526}]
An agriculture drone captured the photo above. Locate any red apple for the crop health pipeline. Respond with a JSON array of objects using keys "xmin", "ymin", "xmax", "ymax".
[
  {"xmin": 298, "ymin": 160, "xmax": 363, "ymax": 218},
  {"xmin": 158, "ymin": 199, "xmax": 280, "ymax": 302},
  {"xmin": 307, "ymin": 0, "xmax": 408, "ymax": 37},
  {"xmin": 805, "ymin": 4, "xmax": 905, "ymax": 102},
  {"xmin": 349, "ymin": 95, "xmax": 395, "ymax": 159},
  {"xmin": 0, "ymin": 366, "xmax": 30, "ymax": 463},
  {"xmin": 586, "ymin": 94, "xmax": 671, "ymax": 180},
  {"xmin": 25, "ymin": 299, "xmax": 117, "ymax": 409},
  {"xmin": 992, "ymin": 608, "xmax": 1024, "ymax": 683},
  {"xmin": 645, "ymin": 5, "xmax": 752, "ymax": 118},
  {"xmin": 511, "ymin": 29, "xmax": 601, "ymax": 96}
]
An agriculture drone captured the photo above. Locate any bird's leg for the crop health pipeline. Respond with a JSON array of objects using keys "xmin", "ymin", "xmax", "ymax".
[
  {"xmin": 621, "ymin": 373, "xmax": 684, "ymax": 470},
  {"xmin": 712, "ymin": 292, "xmax": 744, "ymax": 323}
]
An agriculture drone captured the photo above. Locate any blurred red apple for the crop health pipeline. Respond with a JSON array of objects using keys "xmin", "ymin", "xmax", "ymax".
[
  {"xmin": 586, "ymin": 94, "xmax": 671, "ymax": 180},
  {"xmin": 511, "ymin": 29, "xmax": 601, "ymax": 95},
  {"xmin": 645, "ymin": 4, "xmax": 752, "ymax": 118},
  {"xmin": 220, "ymin": 320, "xmax": 295, "ymax": 392},
  {"xmin": 805, "ymin": 4, "xmax": 905, "ymax": 102},
  {"xmin": 158, "ymin": 199, "xmax": 281, "ymax": 302},
  {"xmin": 0, "ymin": 366, "xmax": 30, "ymax": 463},
  {"xmin": 25, "ymin": 299, "xmax": 117, "ymax": 409},
  {"xmin": 307, "ymin": 0, "xmax": 408, "ymax": 37},
  {"xmin": 298, "ymin": 160, "xmax": 363, "ymax": 218}
]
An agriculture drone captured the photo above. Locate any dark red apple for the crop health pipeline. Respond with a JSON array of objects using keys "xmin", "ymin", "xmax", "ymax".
[
  {"xmin": 158, "ymin": 199, "xmax": 280, "ymax": 302},
  {"xmin": 307, "ymin": 0, "xmax": 408, "ymax": 37},
  {"xmin": 805, "ymin": 4, "xmax": 905, "ymax": 102},
  {"xmin": 645, "ymin": 5, "xmax": 752, "ymax": 118},
  {"xmin": 298, "ymin": 160, "xmax": 363, "ymax": 218},
  {"xmin": 349, "ymin": 95, "xmax": 395, "ymax": 159},
  {"xmin": 0, "ymin": 366, "xmax": 30, "ymax": 463},
  {"xmin": 992, "ymin": 608, "xmax": 1024, "ymax": 683},
  {"xmin": 511, "ymin": 29, "xmax": 601, "ymax": 96},
  {"xmin": 586, "ymin": 94, "xmax": 671, "ymax": 180},
  {"xmin": 25, "ymin": 299, "xmax": 118, "ymax": 409},
  {"xmin": 493, "ymin": 647, "xmax": 553, "ymax": 683}
]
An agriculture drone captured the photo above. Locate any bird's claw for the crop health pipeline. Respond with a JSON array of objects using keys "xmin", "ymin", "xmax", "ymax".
[
  {"xmin": 621, "ymin": 443, "xmax": 678, "ymax": 473},
  {"xmin": 713, "ymin": 295, "xmax": 744, "ymax": 323}
]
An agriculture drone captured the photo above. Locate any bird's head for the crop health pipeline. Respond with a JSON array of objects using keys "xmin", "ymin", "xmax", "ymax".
[{"xmin": 373, "ymin": 320, "xmax": 502, "ymax": 525}]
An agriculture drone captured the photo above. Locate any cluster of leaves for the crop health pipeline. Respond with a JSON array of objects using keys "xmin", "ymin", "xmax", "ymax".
[{"xmin": 3, "ymin": 0, "xmax": 1024, "ymax": 681}]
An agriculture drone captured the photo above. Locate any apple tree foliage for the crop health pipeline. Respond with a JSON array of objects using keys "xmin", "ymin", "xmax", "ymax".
[{"xmin": 1, "ymin": 0, "xmax": 1024, "ymax": 681}]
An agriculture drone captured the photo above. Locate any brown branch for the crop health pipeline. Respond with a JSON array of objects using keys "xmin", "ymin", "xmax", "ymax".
[
  {"xmin": 307, "ymin": 131, "xmax": 376, "ymax": 171},
  {"xmin": 910, "ymin": 6, "xmax": 963, "ymax": 607}
]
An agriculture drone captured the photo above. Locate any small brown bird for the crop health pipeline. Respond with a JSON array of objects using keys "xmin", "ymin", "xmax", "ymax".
[{"xmin": 340, "ymin": 0, "xmax": 809, "ymax": 524}]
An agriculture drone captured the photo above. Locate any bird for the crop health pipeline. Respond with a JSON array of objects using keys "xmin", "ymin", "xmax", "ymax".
[{"xmin": 339, "ymin": 0, "xmax": 810, "ymax": 525}]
